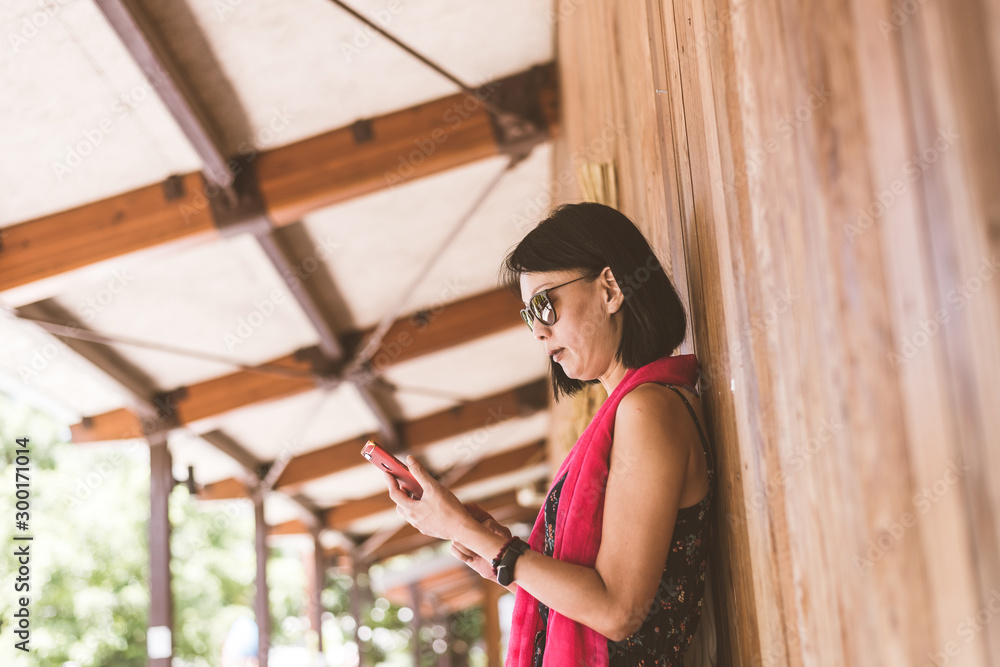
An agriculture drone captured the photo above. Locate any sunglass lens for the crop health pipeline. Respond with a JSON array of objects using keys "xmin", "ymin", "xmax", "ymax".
[
  {"xmin": 531, "ymin": 294, "xmax": 555, "ymax": 326},
  {"xmin": 521, "ymin": 309, "xmax": 534, "ymax": 330}
]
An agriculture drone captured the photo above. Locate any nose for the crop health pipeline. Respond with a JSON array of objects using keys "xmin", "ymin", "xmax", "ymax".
[{"xmin": 531, "ymin": 321, "xmax": 551, "ymax": 341}]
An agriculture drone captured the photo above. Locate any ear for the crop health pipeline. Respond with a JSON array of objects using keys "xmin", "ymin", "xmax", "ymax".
[{"xmin": 600, "ymin": 266, "xmax": 625, "ymax": 314}]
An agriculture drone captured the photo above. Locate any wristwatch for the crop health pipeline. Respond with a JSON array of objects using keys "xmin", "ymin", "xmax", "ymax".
[{"xmin": 496, "ymin": 537, "xmax": 529, "ymax": 586}]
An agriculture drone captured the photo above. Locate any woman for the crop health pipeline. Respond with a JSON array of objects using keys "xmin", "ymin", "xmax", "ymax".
[{"xmin": 382, "ymin": 202, "xmax": 715, "ymax": 666}]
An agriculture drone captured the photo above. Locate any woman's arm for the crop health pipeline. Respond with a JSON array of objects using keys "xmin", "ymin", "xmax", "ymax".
[
  {"xmin": 455, "ymin": 518, "xmax": 620, "ymax": 636},
  {"xmin": 455, "ymin": 384, "xmax": 694, "ymax": 641}
]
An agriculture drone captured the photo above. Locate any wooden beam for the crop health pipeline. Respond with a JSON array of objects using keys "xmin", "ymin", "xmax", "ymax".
[
  {"xmin": 259, "ymin": 90, "xmax": 495, "ymax": 226},
  {"xmin": 0, "ymin": 173, "xmax": 217, "ymax": 307},
  {"xmin": 0, "ymin": 65, "xmax": 558, "ymax": 305},
  {"xmin": 275, "ymin": 378, "xmax": 547, "ymax": 491},
  {"xmin": 323, "ymin": 439, "xmax": 546, "ymax": 531},
  {"xmin": 367, "ymin": 491, "xmax": 539, "ymax": 562},
  {"xmin": 401, "ymin": 375, "xmax": 546, "ymax": 447},
  {"xmin": 256, "ymin": 63, "xmax": 559, "ymax": 225},
  {"xmin": 381, "ymin": 566, "xmax": 482, "ymax": 613},
  {"xmin": 93, "ymin": 0, "xmax": 234, "ymax": 197},
  {"xmin": 341, "ymin": 288, "xmax": 526, "ymax": 371},
  {"xmin": 268, "ymin": 519, "xmax": 311, "ymax": 537},
  {"xmin": 197, "ymin": 477, "xmax": 248, "ymax": 501},
  {"xmin": 440, "ymin": 587, "xmax": 486, "ymax": 615},
  {"xmin": 69, "ymin": 288, "xmax": 528, "ymax": 443},
  {"xmin": 198, "ymin": 429, "xmax": 265, "ymax": 477},
  {"xmin": 268, "ymin": 438, "xmax": 546, "ymax": 533},
  {"xmin": 69, "ymin": 350, "xmax": 314, "ymax": 443}
]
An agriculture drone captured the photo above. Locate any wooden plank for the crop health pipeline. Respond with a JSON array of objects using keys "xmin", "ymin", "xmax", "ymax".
[
  {"xmin": 322, "ymin": 439, "xmax": 546, "ymax": 530},
  {"xmin": 0, "ymin": 66, "xmax": 559, "ymax": 304},
  {"xmin": 0, "ymin": 173, "xmax": 217, "ymax": 306},
  {"xmin": 256, "ymin": 92, "xmax": 496, "ymax": 225},
  {"xmin": 70, "ymin": 290, "xmax": 528, "ymax": 443},
  {"xmin": 341, "ymin": 288, "xmax": 526, "ymax": 371},
  {"xmin": 70, "ymin": 352, "xmax": 313, "ymax": 443},
  {"xmin": 554, "ymin": 0, "xmax": 1000, "ymax": 664},
  {"xmin": 368, "ymin": 491, "xmax": 533, "ymax": 561},
  {"xmin": 268, "ymin": 519, "xmax": 310, "ymax": 536},
  {"xmin": 401, "ymin": 377, "xmax": 547, "ymax": 450},
  {"xmin": 275, "ymin": 380, "xmax": 547, "ymax": 491},
  {"xmin": 197, "ymin": 477, "xmax": 248, "ymax": 501},
  {"xmin": 270, "ymin": 440, "xmax": 545, "ymax": 534},
  {"xmin": 440, "ymin": 587, "xmax": 487, "ymax": 615}
]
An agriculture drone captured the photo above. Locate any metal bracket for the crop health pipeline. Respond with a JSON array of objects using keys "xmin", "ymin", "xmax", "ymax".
[
  {"xmin": 294, "ymin": 345, "xmax": 343, "ymax": 383},
  {"xmin": 162, "ymin": 174, "xmax": 186, "ymax": 201},
  {"xmin": 409, "ymin": 308, "xmax": 433, "ymax": 328},
  {"xmin": 482, "ymin": 65, "xmax": 552, "ymax": 163},
  {"xmin": 351, "ymin": 118, "xmax": 374, "ymax": 144},
  {"xmin": 147, "ymin": 386, "xmax": 188, "ymax": 433},
  {"xmin": 206, "ymin": 155, "xmax": 273, "ymax": 237},
  {"xmin": 173, "ymin": 464, "xmax": 198, "ymax": 494}
]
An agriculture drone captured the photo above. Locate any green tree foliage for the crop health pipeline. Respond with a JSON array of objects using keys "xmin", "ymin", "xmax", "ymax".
[
  {"xmin": 0, "ymin": 394, "xmax": 305, "ymax": 666},
  {"xmin": 0, "ymin": 393, "xmax": 494, "ymax": 666}
]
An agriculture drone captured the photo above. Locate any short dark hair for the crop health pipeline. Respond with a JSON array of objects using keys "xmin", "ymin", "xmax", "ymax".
[{"xmin": 497, "ymin": 202, "xmax": 688, "ymax": 402}]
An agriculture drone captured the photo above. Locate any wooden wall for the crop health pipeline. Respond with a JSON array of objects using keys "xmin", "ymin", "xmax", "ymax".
[{"xmin": 546, "ymin": 0, "xmax": 1000, "ymax": 664}]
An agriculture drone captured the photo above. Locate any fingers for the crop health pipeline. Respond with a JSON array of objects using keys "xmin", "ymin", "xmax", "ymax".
[
  {"xmin": 383, "ymin": 471, "xmax": 410, "ymax": 510},
  {"xmin": 484, "ymin": 518, "xmax": 512, "ymax": 539},
  {"xmin": 450, "ymin": 543, "xmax": 472, "ymax": 562},
  {"xmin": 382, "ymin": 470, "xmax": 398, "ymax": 495},
  {"xmin": 405, "ymin": 455, "xmax": 430, "ymax": 486},
  {"xmin": 452, "ymin": 541, "xmax": 475, "ymax": 558}
]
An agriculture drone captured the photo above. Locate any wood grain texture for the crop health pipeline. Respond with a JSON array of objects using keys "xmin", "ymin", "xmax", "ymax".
[{"xmin": 551, "ymin": 0, "xmax": 1000, "ymax": 664}]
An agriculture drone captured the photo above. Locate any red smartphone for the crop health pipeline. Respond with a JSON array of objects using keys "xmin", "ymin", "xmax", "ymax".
[{"xmin": 361, "ymin": 439, "xmax": 423, "ymax": 500}]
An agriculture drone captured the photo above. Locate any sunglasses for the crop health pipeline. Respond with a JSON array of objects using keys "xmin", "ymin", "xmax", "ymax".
[{"xmin": 519, "ymin": 274, "xmax": 592, "ymax": 331}]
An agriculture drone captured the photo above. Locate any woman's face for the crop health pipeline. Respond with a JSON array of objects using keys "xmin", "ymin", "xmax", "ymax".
[{"xmin": 519, "ymin": 268, "xmax": 624, "ymax": 381}]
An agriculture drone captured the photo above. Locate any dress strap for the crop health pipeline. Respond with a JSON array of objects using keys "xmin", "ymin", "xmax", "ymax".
[{"xmin": 652, "ymin": 383, "xmax": 713, "ymax": 477}]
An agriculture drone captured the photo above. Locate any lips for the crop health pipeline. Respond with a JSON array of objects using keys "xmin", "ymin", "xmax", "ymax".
[{"xmin": 550, "ymin": 348, "xmax": 565, "ymax": 361}]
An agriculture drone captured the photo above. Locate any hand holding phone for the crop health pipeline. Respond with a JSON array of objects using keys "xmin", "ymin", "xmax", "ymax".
[{"xmin": 361, "ymin": 439, "xmax": 423, "ymax": 500}]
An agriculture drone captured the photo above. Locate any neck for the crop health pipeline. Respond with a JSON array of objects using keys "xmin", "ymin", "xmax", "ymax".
[{"xmin": 598, "ymin": 356, "xmax": 630, "ymax": 396}]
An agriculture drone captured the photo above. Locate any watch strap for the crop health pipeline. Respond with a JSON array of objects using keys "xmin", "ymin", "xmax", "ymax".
[{"xmin": 496, "ymin": 537, "xmax": 529, "ymax": 586}]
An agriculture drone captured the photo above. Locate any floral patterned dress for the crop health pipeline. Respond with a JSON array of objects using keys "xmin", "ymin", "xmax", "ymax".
[{"xmin": 531, "ymin": 383, "xmax": 715, "ymax": 666}]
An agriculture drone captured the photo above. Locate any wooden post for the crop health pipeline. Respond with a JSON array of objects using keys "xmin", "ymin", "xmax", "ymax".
[
  {"xmin": 253, "ymin": 490, "xmax": 270, "ymax": 667},
  {"xmin": 433, "ymin": 605, "xmax": 451, "ymax": 667},
  {"xmin": 350, "ymin": 561, "xmax": 369, "ymax": 667},
  {"xmin": 311, "ymin": 530, "xmax": 324, "ymax": 654},
  {"xmin": 409, "ymin": 582, "xmax": 423, "ymax": 666},
  {"xmin": 147, "ymin": 433, "xmax": 174, "ymax": 667},
  {"xmin": 481, "ymin": 580, "xmax": 502, "ymax": 667}
]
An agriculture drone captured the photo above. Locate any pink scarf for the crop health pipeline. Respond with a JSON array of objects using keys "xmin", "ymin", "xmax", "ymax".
[{"xmin": 504, "ymin": 353, "xmax": 701, "ymax": 667}]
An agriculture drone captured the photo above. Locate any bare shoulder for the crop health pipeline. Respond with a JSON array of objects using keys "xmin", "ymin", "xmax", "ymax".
[
  {"xmin": 611, "ymin": 383, "xmax": 708, "ymax": 508},
  {"xmin": 617, "ymin": 382, "xmax": 700, "ymax": 424},
  {"xmin": 614, "ymin": 383, "xmax": 705, "ymax": 454}
]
